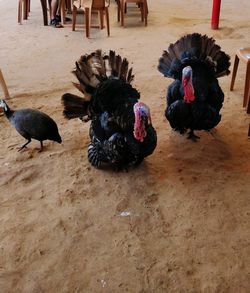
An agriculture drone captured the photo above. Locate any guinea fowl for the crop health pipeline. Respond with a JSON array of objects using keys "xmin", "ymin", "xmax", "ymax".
[
  {"xmin": 158, "ymin": 33, "xmax": 230, "ymax": 141},
  {"xmin": 0, "ymin": 99, "xmax": 62, "ymax": 151},
  {"xmin": 62, "ymin": 50, "xmax": 157, "ymax": 169}
]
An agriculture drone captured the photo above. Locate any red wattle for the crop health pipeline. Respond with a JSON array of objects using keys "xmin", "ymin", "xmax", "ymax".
[{"xmin": 183, "ymin": 83, "xmax": 195, "ymax": 103}]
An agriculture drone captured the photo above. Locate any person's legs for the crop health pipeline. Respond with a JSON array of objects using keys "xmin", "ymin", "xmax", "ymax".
[
  {"xmin": 55, "ymin": 0, "xmax": 72, "ymax": 23},
  {"xmin": 50, "ymin": 0, "xmax": 63, "ymax": 27},
  {"xmin": 56, "ymin": 0, "xmax": 61, "ymax": 16}
]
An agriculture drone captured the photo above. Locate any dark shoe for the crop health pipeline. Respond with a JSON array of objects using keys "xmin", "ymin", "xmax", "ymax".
[
  {"xmin": 55, "ymin": 15, "xmax": 71, "ymax": 22},
  {"xmin": 50, "ymin": 18, "xmax": 63, "ymax": 28}
]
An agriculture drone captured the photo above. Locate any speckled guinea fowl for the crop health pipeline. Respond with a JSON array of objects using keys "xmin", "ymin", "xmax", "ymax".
[{"xmin": 0, "ymin": 99, "xmax": 62, "ymax": 152}]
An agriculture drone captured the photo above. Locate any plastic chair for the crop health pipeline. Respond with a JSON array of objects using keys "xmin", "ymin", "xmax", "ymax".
[
  {"xmin": 72, "ymin": 0, "xmax": 110, "ymax": 38},
  {"xmin": 18, "ymin": 0, "xmax": 68, "ymax": 26},
  {"xmin": 230, "ymin": 47, "xmax": 250, "ymax": 114},
  {"xmin": 117, "ymin": 0, "xmax": 148, "ymax": 27},
  {"xmin": 18, "ymin": 0, "xmax": 48, "ymax": 25}
]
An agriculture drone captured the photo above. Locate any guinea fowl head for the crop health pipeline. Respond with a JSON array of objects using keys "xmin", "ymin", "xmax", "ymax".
[
  {"xmin": 133, "ymin": 102, "xmax": 152, "ymax": 142},
  {"xmin": 0, "ymin": 99, "xmax": 9, "ymax": 112},
  {"xmin": 182, "ymin": 66, "xmax": 195, "ymax": 103}
]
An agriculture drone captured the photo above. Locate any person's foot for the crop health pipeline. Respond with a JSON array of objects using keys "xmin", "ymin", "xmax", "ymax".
[
  {"xmin": 55, "ymin": 15, "xmax": 71, "ymax": 22},
  {"xmin": 50, "ymin": 18, "xmax": 63, "ymax": 28}
]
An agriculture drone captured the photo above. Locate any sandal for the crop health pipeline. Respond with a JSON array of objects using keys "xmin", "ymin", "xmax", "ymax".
[
  {"xmin": 55, "ymin": 15, "xmax": 71, "ymax": 22},
  {"xmin": 50, "ymin": 18, "xmax": 63, "ymax": 28}
]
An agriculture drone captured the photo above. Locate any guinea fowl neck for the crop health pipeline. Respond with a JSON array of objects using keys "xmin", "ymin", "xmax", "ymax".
[{"xmin": 2, "ymin": 103, "xmax": 14, "ymax": 119}]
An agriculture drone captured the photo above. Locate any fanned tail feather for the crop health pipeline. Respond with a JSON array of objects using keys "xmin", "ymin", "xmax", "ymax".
[
  {"xmin": 72, "ymin": 50, "xmax": 135, "ymax": 99},
  {"xmin": 158, "ymin": 33, "xmax": 230, "ymax": 78},
  {"xmin": 61, "ymin": 93, "xmax": 90, "ymax": 120},
  {"xmin": 104, "ymin": 50, "xmax": 135, "ymax": 83}
]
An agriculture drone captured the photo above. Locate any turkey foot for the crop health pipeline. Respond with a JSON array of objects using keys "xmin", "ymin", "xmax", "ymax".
[{"xmin": 187, "ymin": 130, "xmax": 200, "ymax": 142}]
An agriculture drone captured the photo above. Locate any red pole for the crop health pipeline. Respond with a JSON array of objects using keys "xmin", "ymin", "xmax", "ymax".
[{"xmin": 211, "ymin": 0, "xmax": 221, "ymax": 29}]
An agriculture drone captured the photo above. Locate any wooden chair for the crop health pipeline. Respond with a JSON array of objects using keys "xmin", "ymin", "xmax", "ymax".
[
  {"xmin": 0, "ymin": 69, "xmax": 10, "ymax": 99},
  {"xmin": 230, "ymin": 47, "xmax": 250, "ymax": 114},
  {"xmin": 72, "ymin": 0, "xmax": 110, "ymax": 38},
  {"xmin": 117, "ymin": 0, "xmax": 148, "ymax": 27}
]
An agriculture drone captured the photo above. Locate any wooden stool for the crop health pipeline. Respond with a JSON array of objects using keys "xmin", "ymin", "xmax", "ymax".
[
  {"xmin": 230, "ymin": 48, "xmax": 250, "ymax": 114},
  {"xmin": 0, "ymin": 69, "xmax": 10, "ymax": 99}
]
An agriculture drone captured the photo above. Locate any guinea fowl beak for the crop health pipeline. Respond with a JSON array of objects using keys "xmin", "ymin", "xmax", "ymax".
[{"xmin": 0, "ymin": 99, "xmax": 8, "ymax": 111}]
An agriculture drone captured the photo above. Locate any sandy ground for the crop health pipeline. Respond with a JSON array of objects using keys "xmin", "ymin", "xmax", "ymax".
[{"xmin": 0, "ymin": 0, "xmax": 250, "ymax": 292}]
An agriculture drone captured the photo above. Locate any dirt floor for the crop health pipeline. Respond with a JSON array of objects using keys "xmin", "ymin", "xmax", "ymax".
[{"xmin": 0, "ymin": 0, "xmax": 250, "ymax": 292}]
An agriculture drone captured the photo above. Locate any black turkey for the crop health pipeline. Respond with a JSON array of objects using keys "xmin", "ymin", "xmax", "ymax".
[
  {"xmin": 0, "ymin": 99, "xmax": 62, "ymax": 151},
  {"xmin": 62, "ymin": 50, "xmax": 157, "ymax": 169},
  {"xmin": 158, "ymin": 33, "xmax": 230, "ymax": 140}
]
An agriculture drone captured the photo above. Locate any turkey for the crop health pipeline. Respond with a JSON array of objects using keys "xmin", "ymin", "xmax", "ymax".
[
  {"xmin": 0, "ymin": 99, "xmax": 62, "ymax": 151},
  {"xmin": 62, "ymin": 50, "xmax": 157, "ymax": 169},
  {"xmin": 158, "ymin": 33, "xmax": 230, "ymax": 141}
]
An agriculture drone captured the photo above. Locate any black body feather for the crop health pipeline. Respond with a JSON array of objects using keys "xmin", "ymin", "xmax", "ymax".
[
  {"xmin": 62, "ymin": 50, "xmax": 157, "ymax": 169},
  {"xmin": 158, "ymin": 33, "xmax": 230, "ymax": 138}
]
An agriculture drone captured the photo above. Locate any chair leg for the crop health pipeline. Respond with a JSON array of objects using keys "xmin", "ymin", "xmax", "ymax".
[
  {"xmin": 140, "ymin": 4, "xmax": 144, "ymax": 22},
  {"xmin": 247, "ymin": 97, "xmax": 250, "ymax": 114},
  {"xmin": 121, "ymin": 0, "xmax": 125, "ymax": 26},
  {"xmin": 144, "ymin": 0, "xmax": 147, "ymax": 26},
  {"xmin": 246, "ymin": 75, "xmax": 250, "ymax": 114},
  {"xmin": 23, "ymin": 0, "xmax": 28, "ymax": 20},
  {"xmin": 72, "ymin": 5, "xmax": 77, "ymax": 31},
  {"xmin": 117, "ymin": 0, "xmax": 121, "ymax": 22},
  {"xmin": 99, "ymin": 10, "xmax": 104, "ymax": 29},
  {"xmin": 18, "ymin": 0, "xmax": 22, "ymax": 24},
  {"xmin": 0, "ymin": 69, "xmax": 10, "ymax": 99},
  {"xmin": 85, "ymin": 7, "xmax": 90, "ymax": 38},
  {"xmin": 40, "ymin": 0, "xmax": 48, "ymax": 25},
  {"xmin": 248, "ymin": 124, "xmax": 250, "ymax": 137},
  {"xmin": 230, "ymin": 55, "xmax": 239, "ymax": 91},
  {"xmin": 243, "ymin": 63, "xmax": 250, "ymax": 107},
  {"xmin": 105, "ymin": 7, "xmax": 110, "ymax": 36}
]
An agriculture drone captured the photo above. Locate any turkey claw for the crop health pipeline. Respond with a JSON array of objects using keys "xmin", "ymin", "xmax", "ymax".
[{"xmin": 187, "ymin": 131, "xmax": 200, "ymax": 142}]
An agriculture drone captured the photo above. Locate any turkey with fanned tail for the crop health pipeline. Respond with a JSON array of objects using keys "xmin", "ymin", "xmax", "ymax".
[
  {"xmin": 158, "ymin": 33, "xmax": 230, "ymax": 141},
  {"xmin": 62, "ymin": 50, "xmax": 157, "ymax": 169}
]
